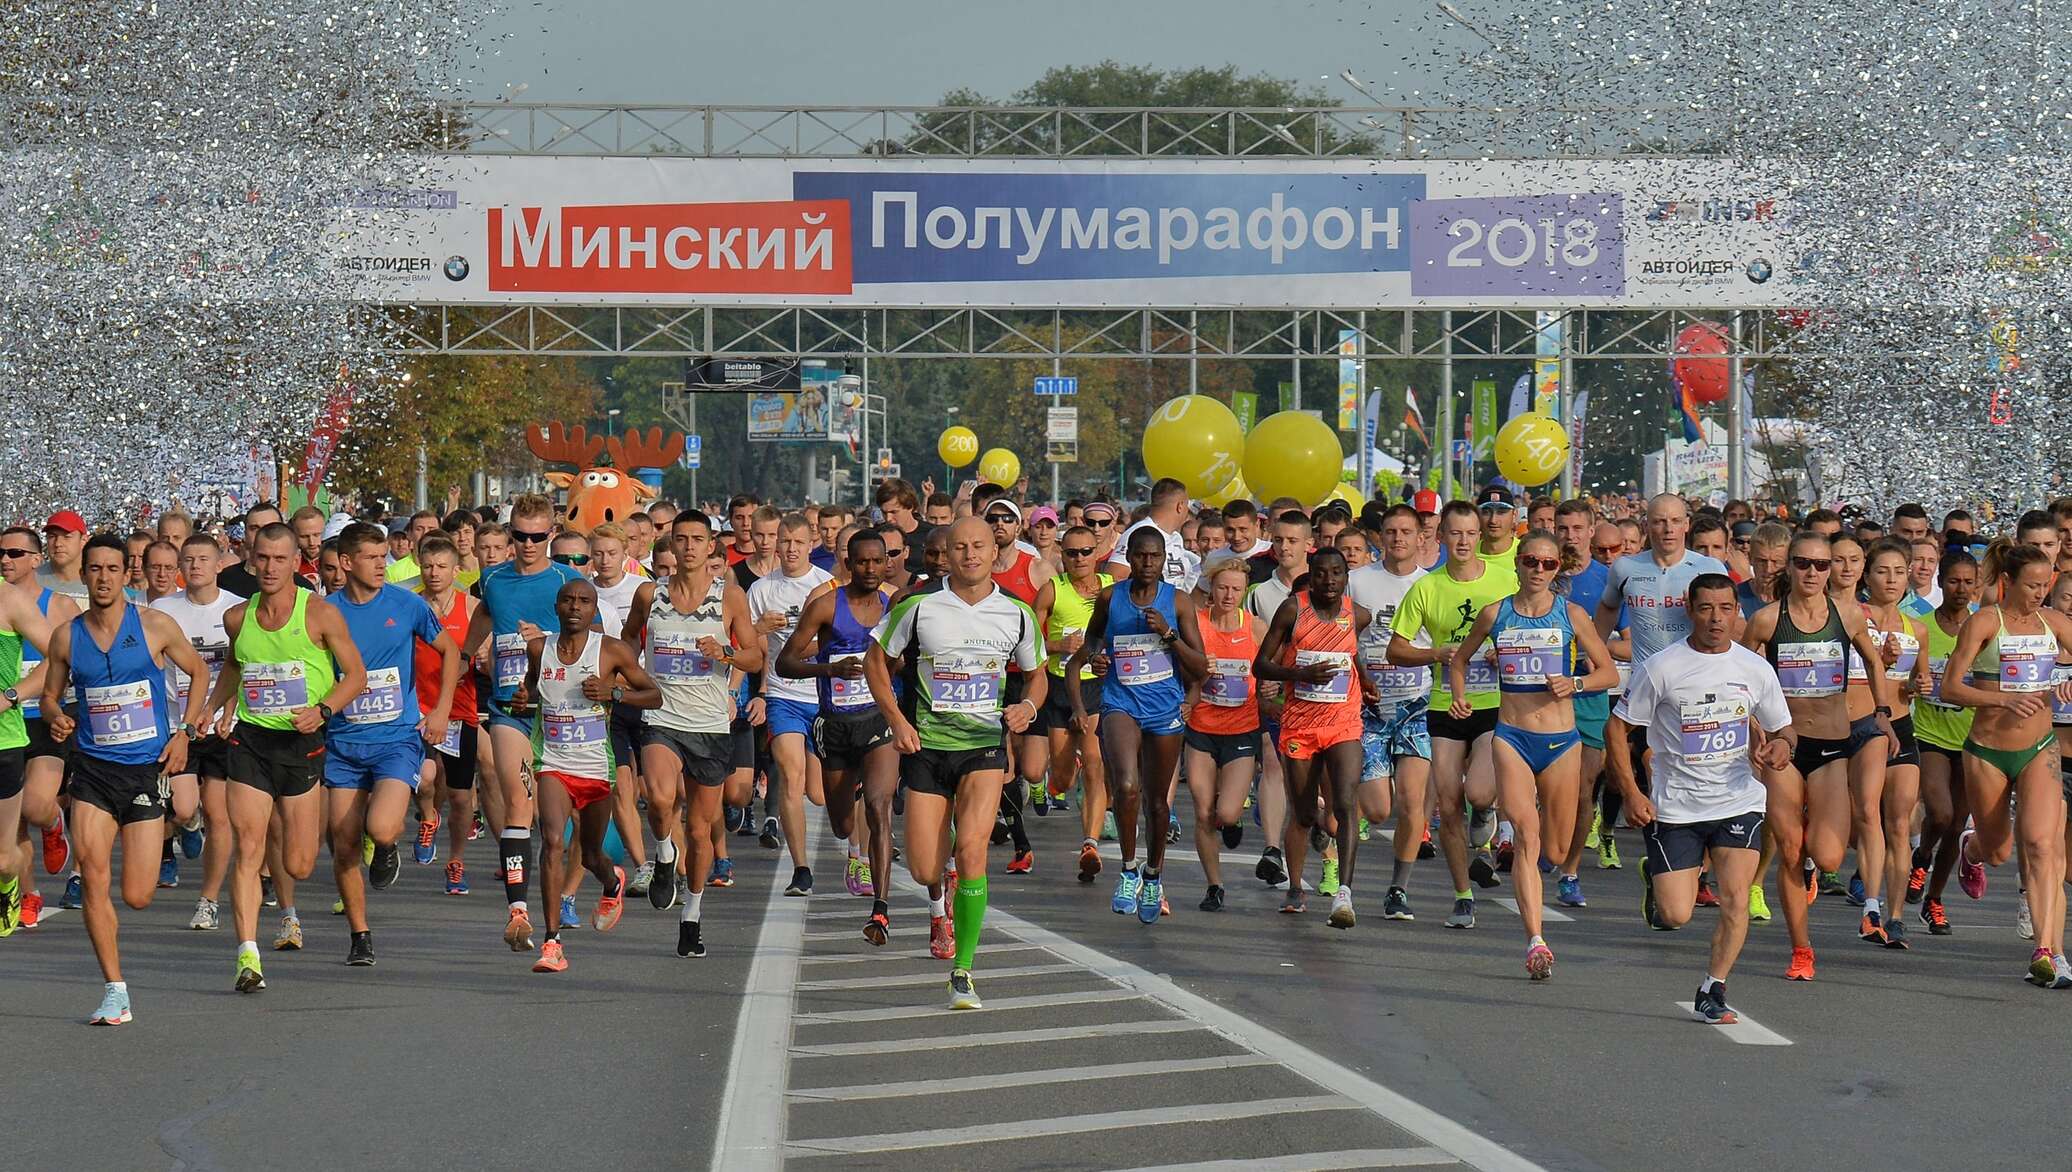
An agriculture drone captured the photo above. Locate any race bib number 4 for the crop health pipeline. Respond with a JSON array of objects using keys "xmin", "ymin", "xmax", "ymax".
[
  {"xmin": 85, "ymin": 680, "xmax": 156, "ymax": 747},
  {"xmin": 1203, "ymin": 657, "xmax": 1253, "ymax": 707},
  {"xmin": 1775, "ymin": 640, "xmax": 1845, "ymax": 697},
  {"xmin": 342, "ymin": 666, "xmax": 404, "ymax": 726},
  {"xmin": 926, "ymin": 653, "xmax": 1002, "ymax": 715},
  {"xmin": 1112, "ymin": 633, "xmax": 1174, "ymax": 686},
  {"xmin": 242, "ymin": 661, "xmax": 309, "ymax": 717},
  {"xmin": 1495, "ymin": 627, "xmax": 1564, "ymax": 687},
  {"xmin": 1679, "ymin": 697, "xmax": 1750, "ymax": 766},
  {"xmin": 1292, "ymin": 649, "xmax": 1353, "ymax": 704}
]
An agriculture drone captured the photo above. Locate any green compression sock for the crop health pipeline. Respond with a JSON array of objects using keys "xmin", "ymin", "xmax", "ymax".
[{"xmin": 953, "ymin": 876, "xmax": 988, "ymax": 971}]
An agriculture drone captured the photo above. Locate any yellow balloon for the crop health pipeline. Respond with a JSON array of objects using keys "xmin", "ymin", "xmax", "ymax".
[
  {"xmin": 1495, "ymin": 413, "xmax": 1570, "ymax": 488},
  {"xmin": 938, "ymin": 426, "xmax": 979, "ymax": 468},
  {"xmin": 1326, "ymin": 483, "xmax": 1365, "ymax": 510},
  {"xmin": 1202, "ymin": 473, "xmax": 1250, "ymax": 509},
  {"xmin": 978, "ymin": 447, "xmax": 1020, "ymax": 487},
  {"xmin": 1241, "ymin": 412, "xmax": 1342, "ymax": 508},
  {"xmin": 1140, "ymin": 395, "xmax": 1244, "ymax": 498}
]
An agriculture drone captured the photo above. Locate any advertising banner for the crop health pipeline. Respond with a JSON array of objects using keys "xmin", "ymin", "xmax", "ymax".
[
  {"xmin": 748, "ymin": 364, "xmax": 856, "ymax": 443},
  {"xmin": 1533, "ymin": 309, "xmax": 1563, "ymax": 418},
  {"xmin": 1231, "ymin": 391, "xmax": 1258, "ymax": 434},
  {"xmin": 1046, "ymin": 406, "xmax": 1079, "ymax": 463},
  {"xmin": 342, "ymin": 156, "xmax": 1797, "ymax": 309},
  {"xmin": 1336, "ymin": 329, "xmax": 1361, "ymax": 431},
  {"xmin": 1471, "ymin": 378, "xmax": 1498, "ymax": 463}
]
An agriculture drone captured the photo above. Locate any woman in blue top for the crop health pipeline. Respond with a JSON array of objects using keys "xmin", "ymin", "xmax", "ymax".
[
  {"xmin": 1451, "ymin": 531, "xmax": 1618, "ymax": 981},
  {"xmin": 1067, "ymin": 527, "xmax": 1205, "ymax": 927}
]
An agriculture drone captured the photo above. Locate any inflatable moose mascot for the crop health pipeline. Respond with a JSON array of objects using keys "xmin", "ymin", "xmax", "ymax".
[{"xmin": 524, "ymin": 420, "xmax": 686, "ymax": 535}]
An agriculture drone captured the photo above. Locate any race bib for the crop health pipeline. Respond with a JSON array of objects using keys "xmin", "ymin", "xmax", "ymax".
[
  {"xmin": 1679, "ymin": 696, "xmax": 1750, "ymax": 766},
  {"xmin": 829, "ymin": 655, "xmax": 875, "ymax": 710},
  {"xmin": 1292, "ymin": 649, "xmax": 1353, "ymax": 704},
  {"xmin": 84, "ymin": 680, "xmax": 156, "ymax": 747},
  {"xmin": 1882, "ymin": 631, "xmax": 1920, "ymax": 682},
  {"xmin": 1610, "ymin": 658, "xmax": 1632, "ymax": 697},
  {"xmin": 1460, "ymin": 650, "xmax": 1499, "ymax": 695},
  {"xmin": 1925, "ymin": 654, "xmax": 1956, "ymax": 707},
  {"xmin": 1203, "ymin": 656, "xmax": 1253, "ymax": 707},
  {"xmin": 1775, "ymin": 640, "xmax": 1846, "ymax": 697},
  {"xmin": 1496, "ymin": 627, "xmax": 1565, "ymax": 687},
  {"xmin": 1369, "ymin": 662, "xmax": 1428, "ymax": 703},
  {"xmin": 242, "ymin": 661, "xmax": 309, "ymax": 716},
  {"xmin": 1112, "ymin": 633, "xmax": 1174, "ymax": 686},
  {"xmin": 926, "ymin": 652, "xmax": 1002, "ymax": 715},
  {"xmin": 544, "ymin": 706, "xmax": 607, "ymax": 745},
  {"xmin": 177, "ymin": 646, "xmax": 226, "ymax": 707},
  {"xmin": 651, "ymin": 631, "xmax": 717, "ymax": 681},
  {"xmin": 493, "ymin": 632, "xmax": 528, "ymax": 690},
  {"xmin": 2054, "ymin": 665, "xmax": 2072, "ymax": 724},
  {"xmin": 342, "ymin": 666, "xmax": 404, "ymax": 726},
  {"xmin": 437, "ymin": 718, "xmax": 463, "ymax": 758},
  {"xmin": 1999, "ymin": 632, "xmax": 2055, "ymax": 693}
]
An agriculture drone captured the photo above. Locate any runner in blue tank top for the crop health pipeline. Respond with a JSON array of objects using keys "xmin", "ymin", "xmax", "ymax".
[
  {"xmin": 38, "ymin": 534, "xmax": 209, "ymax": 1026},
  {"xmin": 325, "ymin": 522, "xmax": 462, "ymax": 966}
]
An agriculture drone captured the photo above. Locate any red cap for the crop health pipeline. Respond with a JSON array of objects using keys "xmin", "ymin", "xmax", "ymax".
[
  {"xmin": 43, "ymin": 509, "xmax": 87, "ymax": 535},
  {"xmin": 1411, "ymin": 489, "xmax": 1440, "ymax": 515}
]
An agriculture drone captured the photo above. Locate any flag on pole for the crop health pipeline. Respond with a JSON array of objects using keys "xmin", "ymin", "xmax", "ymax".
[
  {"xmin": 1403, "ymin": 386, "xmax": 1429, "ymax": 447},
  {"xmin": 1668, "ymin": 360, "xmax": 1703, "ymax": 445}
]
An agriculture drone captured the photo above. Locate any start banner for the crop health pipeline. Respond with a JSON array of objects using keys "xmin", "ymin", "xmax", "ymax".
[{"xmin": 343, "ymin": 156, "xmax": 1796, "ymax": 309}]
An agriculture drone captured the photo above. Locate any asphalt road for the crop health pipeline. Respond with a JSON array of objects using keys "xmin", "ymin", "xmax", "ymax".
[{"xmin": 3, "ymin": 790, "xmax": 2065, "ymax": 1171}]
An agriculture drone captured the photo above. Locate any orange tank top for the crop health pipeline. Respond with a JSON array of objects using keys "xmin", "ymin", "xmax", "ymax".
[
  {"xmin": 1190, "ymin": 614, "xmax": 1260, "ymax": 735},
  {"xmin": 1278, "ymin": 594, "xmax": 1360, "ymax": 736}
]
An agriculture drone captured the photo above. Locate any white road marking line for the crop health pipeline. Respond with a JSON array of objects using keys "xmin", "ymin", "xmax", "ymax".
[
  {"xmin": 788, "ymin": 1053, "xmax": 1276, "ymax": 1101},
  {"xmin": 791, "ymin": 1018, "xmax": 1201, "ymax": 1057},
  {"xmin": 709, "ymin": 821, "xmax": 818, "ymax": 1172},
  {"xmin": 784, "ymin": 1095, "xmax": 1356, "ymax": 1157},
  {"xmin": 1672, "ymin": 1001, "xmax": 1792, "ymax": 1046},
  {"xmin": 1111, "ymin": 1148, "xmax": 1458, "ymax": 1172},
  {"xmin": 1491, "ymin": 898, "xmax": 1574, "ymax": 923},
  {"xmin": 792, "ymin": 987, "xmax": 1142, "ymax": 1024},
  {"xmin": 800, "ymin": 927, "xmax": 1015, "ymax": 942},
  {"xmin": 798, "ymin": 942, "xmax": 1045, "ymax": 965},
  {"xmin": 795, "ymin": 961, "xmax": 1081, "ymax": 991}
]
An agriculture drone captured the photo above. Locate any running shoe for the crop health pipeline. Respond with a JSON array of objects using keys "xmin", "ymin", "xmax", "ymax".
[
  {"xmin": 87, "ymin": 984, "xmax": 131, "ymax": 1027},
  {"xmin": 1137, "ymin": 875, "xmax": 1163, "ymax": 925},
  {"xmin": 1883, "ymin": 916, "xmax": 1910, "ymax": 950},
  {"xmin": 1030, "ymin": 787, "xmax": 1048, "ymax": 816},
  {"xmin": 1905, "ymin": 865, "xmax": 1927, "ymax": 904},
  {"xmin": 1418, "ymin": 825, "xmax": 1436, "ymax": 860},
  {"xmin": 1319, "ymin": 857, "xmax": 1341, "ymax": 896},
  {"xmin": 504, "ymin": 907, "xmax": 535, "ymax": 952},
  {"xmin": 331, "ymin": 898, "xmax": 345, "ymax": 915},
  {"xmin": 947, "ymin": 968, "xmax": 982, "ymax": 1010},
  {"xmin": 189, "ymin": 898, "xmax": 219, "ymax": 931},
  {"xmin": 1358, "ymin": 817, "xmax": 1371, "ymax": 841},
  {"xmin": 1749, "ymin": 884, "xmax": 1771, "ymax": 922},
  {"xmin": 1596, "ymin": 833, "xmax": 1621, "ymax": 870},
  {"xmin": 1526, "ymin": 942, "xmax": 1554, "ymax": 981},
  {"xmin": 1584, "ymin": 810, "xmax": 1601, "ymax": 850},
  {"xmin": 1921, "ymin": 897, "xmax": 1952, "ymax": 935},
  {"xmin": 1468, "ymin": 805, "xmax": 1496, "ymax": 850},
  {"xmin": 413, "ymin": 815, "xmax": 439, "ymax": 866},
  {"xmin": 1310, "ymin": 825, "xmax": 1330, "ymax": 854},
  {"xmin": 594, "ymin": 866, "xmax": 626, "ymax": 932},
  {"xmin": 648, "ymin": 855, "xmax": 680, "ymax": 909},
  {"xmin": 369, "ymin": 843, "xmax": 402, "ymax": 891},
  {"xmin": 1078, "ymin": 842, "xmax": 1102, "ymax": 883},
  {"xmin": 1006, "ymin": 850, "xmax": 1034, "ymax": 875},
  {"xmin": 178, "ymin": 816, "xmax": 204, "ymax": 860},
  {"xmin": 1382, "ymin": 887, "xmax": 1414, "ymax": 921},
  {"xmin": 863, "ymin": 910, "xmax": 890, "ymax": 946},
  {"xmin": 1220, "ymin": 823, "xmax": 1242, "ymax": 850},
  {"xmin": 1845, "ymin": 872, "xmax": 1866, "ymax": 906},
  {"xmin": 2017, "ymin": 896, "xmax": 2035, "ymax": 940},
  {"xmin": 158, "ymin": 856, "xmax": 179, "ymax": 888},
  {"xmin": 1803, "ymin": 858, "xmax": 1819, "ymax": 905},
  {"xmin": 758, "ymin": 817, "xmax": 781, "ymax": 849},
  {"xmin": 929, "ymin": 914, "xmax": 955, "ymax": 960},
  {"xmin": 1640, "ymin": 857, "xmax": 1660, "ymax": 928},
  {"xmin": 1167, "ymin": 812, "xmax": 1181, "ymax": 843},
  {"xmin": 1101, "ymin": 811, "xmax": 1118, "ymax": 841},
  {"xmin": 1254, "ymin": 846, "xmax": 1287, "ymax": 887},
  {"xmin": 724, "ymin": 804, "xmax": 745, "ymax": 833},
  {"xmin": 677, "ymin": 921, "xmax": 705, "ymax": 958},
  {"xmin": 1327, "ymin": 888, "xmax": 1355, "ymax": 929},
  {"xmin": 0, "ymin": 882, "xmax": 15, "ymax": 937},
  {"xmin": 1556, "ymin": 875, "xmax": 1587, "ymax": 907},
  {"xmin": 1049, "ymin": 790, "xmax": 1071, "ymax": 812},
  {"xmin": 1444, "ymin": 897, "xmax": 1475, "ymax": 929},
  {"xmin": 1957, "ymin": 830, "xmax": 1987, "ymax": 899},
  {"xmin": 2027, "ymin": 947, "xmax": 2057, "ymax": 987},
  {"xmin": 20, "ymin": 890, "xmax": 42, "ymax": 928},
  {"xmin": 944, "ymin": 859, "xmax": 957, "ymax": 889},
  {"xmin": 709, "ymin": 858, "xmax": 736, "ymax": 888},
  {"xmin": 786, "ymin": 866, "xmax": 814, "ymax": 897},
  {"xmin": 1820, "ymin": 870, "xmax": 1848, "ymax": 897},
  {"xmin": 235, "ymin": 951, "xmax": 265, "ymax": 993},
  {"xmin": 843, "ymin": 856, "xmax": 866, "ymax": 895},
  {"xmin": 469, "ymin": 810, "xmax": 485, "ymax": 841},
  {"xmin": 260, "ymin": 875, "xmax": 276, "ymax": 908},
  {"xmin": 1785, "ymin": 945, "xmax": 1816, "ymax": 981},
  {"xmin": 346, "ymin": 931, "xmax": 375, "ymax": 967},
  {"xmin": 1859, "ymin": 910, "xmax": 1888, "ymax": 945},
  {"xmin": 58, "ymin": 874, "xmax": 82, "ymax": 908},
  {"xmin": 1495, "ymin": 839, "xmax": 1515, "ymax": 873},
  {"xmin": 1280, "ymin": 886, "xmax": 1307, "ymax": 914},
  {"xmin": 627, "ymin": 860, "xmax": 653, "ymax": 897},
  {"xmin": 1468, "ymin": 850, "xmax": 1499, "ymax": 889},
  {"xmin": 558, "ymin": 894, "xmax": 580, "ymax": 930},
  {"xmin": 445, "ymin": 862, "xmax": 469, "ymax": 896},
  {"xmin": 2052, "ymin": 953, "xmax": 2072, "ymax": 989},
  {"xmin": 362, "ymin": 835, "xmax": 374, "ymax": 867},
  {"xmin": 42, "ymin": 814, "xmax": 67, "ymax": 874},
  {"xmin": 1694, "ymin": 982, "xmax": 1737, "ymax": 1025},
  {"xmin": 1199, "ymin": 885, "xmax": 1225, "ymax": 912},
  {"xmin": 1694, "ymin": 880, "xmax": 1719, "ymax": 908},
  {"xmin": 273, "ymin": 915, "xmax": 303, "ymax": 951},
  {"xmin": 532, "ymin": 938, "xmax": 568, "ymax": 973},
  {"xmin": 1111, "ymin": 869, "xmax": 1142, "ymax": 916}
]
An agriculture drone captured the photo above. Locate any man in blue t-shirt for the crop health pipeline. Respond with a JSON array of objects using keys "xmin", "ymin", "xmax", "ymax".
[
  {"xmin": 1595, "ymin": 495, "xmax": 1729, "ymax": 669},
  {"xmin": 1551, "ymin": 500, "xmax": 1617, "ymax": 903},
  {"xmin": 327, "ymin": 522, "xmax": 460, "ymax": 966}
]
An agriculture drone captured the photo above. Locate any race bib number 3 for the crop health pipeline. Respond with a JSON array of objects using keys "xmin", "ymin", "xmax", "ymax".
[
  {"xmin": 1112, "ymin": 633, "xmax": 1175, "ymax": 686},
  {"xmin": 1495, "ymin": 627, "xmax": 1564, "ymax": 687},
  {"xmin": 1204, "ymin": 657, "xmax": 1253, "ymax": 707},
  {"xmin": 1775, "ymin": 640, "xmax": 1845, "ymax": 697},
  {"xmin": 1999, "ymin": 633, "xmax": 2055, "ymax": 693},
  {"xmin": 927, "ymin": 654, "xmax": 1002, "ymax": 714},
  {"xmin": 1679, "ymin": 697, "xmax": 1750, "ymax": 766},
  {"xmin": 1292, "ymin": 650, "xmax": 1353, "ymax": 704},
  {"xmin": 242, "ymin": 661, "xmax": 309, "ymax": 716},
  {"xmin": 342, "ymin": 666, "xmax": 404, "ymax": 726},
  {"xmin": 85, "ymin": 680, "xmax": 156, "ymax": 747}
]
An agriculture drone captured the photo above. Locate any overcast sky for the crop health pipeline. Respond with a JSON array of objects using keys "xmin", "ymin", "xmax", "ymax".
[{"xmin": 466, "ymin": 0, "xmax": 1457, "ymax": 107}]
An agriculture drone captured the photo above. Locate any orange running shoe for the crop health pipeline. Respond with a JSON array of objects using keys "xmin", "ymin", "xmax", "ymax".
[
  {"xmin": 593, "ymin": 866, "xmax": 626, "ymax": 932},
  {"xmin": 42, "ymin": 813, "xmax": 67, "ymax": 875},
  {"xmin": 1077, "ymin": 842, "xmax": 1102, "ymax": 883},
  {"xmin": 504, "ymin": 907, "xmax": 535, "ymax": 952},
  {"xmin": 929, "ymin": 913, "xmax": 955, "ymax": 960},
  {"xmin": 862, "ymin": 910, "xmax": 889, "ymax": 947},
  {"xmin": 1786, "ymin": 945, "xmax": 1816, "ymax": 981},
  {"xmin": 1007, "ymin": 850, "xmax": 1034, "ymax": 875},
  {"xmin": 1803, "ymin": 861, "xmax": 1819, "ymax": 906},
  {"xmin": 19, "ymin": 890, "xmax": 41, "ymax": 928},
  {"xmin": 532, "ymin": 938, "xmax": 568, "ymax": 973}
]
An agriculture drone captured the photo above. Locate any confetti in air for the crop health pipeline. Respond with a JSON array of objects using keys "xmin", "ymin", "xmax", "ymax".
[{"xmin": 0, "ymin": 1, "xmax": 492, "ymax": 522}]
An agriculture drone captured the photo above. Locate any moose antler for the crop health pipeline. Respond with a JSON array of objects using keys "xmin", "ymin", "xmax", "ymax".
[
  {"xmin": 527, "ymin": 420, "xmax": 606, "ymax": 469},
  {"xmin": 606, "ymin": 426, "xmax": 685, "ymax": 471}
]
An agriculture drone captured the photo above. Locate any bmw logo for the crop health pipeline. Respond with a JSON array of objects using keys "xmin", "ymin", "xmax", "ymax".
[
  {"xmin": 443, "ymin": 255, "xmax": 469, "ymax": 281},
  {"xmin": 1745, "ymin": 257, "xmax": 1773, "ymax": 284}
]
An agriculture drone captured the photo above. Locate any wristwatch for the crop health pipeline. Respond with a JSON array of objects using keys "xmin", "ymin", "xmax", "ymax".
[
  {"xmin": 176, "ymin": 722, "xmax": 195, "ymax": 737},
  {"xmin": 611, "ymin": 685, "xmax": 625, "ymax": 703},
  {"xmin": 317, "ymin": 702, "xmax": 334, "ymax": 720},
  {"xmin": 1, "ymin": 687, "xmax": 16, "ymax": 708},
  {"xmin": 1873, "ymin": 705, "xmax": 1892, "ymax": 717}
]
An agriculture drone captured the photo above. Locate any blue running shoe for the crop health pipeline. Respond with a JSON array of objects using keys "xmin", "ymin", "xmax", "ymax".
[
  {"xmin": 158, "ymin": 857, "xmax": 179, "ymax": 889},
  {"xmin": 1111, "ymin": 869, "xmax": 1141, "ymax": 916},
  {"xmin": 60, "ymin": 873, "xmax": 83, "ymax": 909},
  {"xmin": 1137, "ymin": 875, "xmax": 1163, "ymax": 924},
  {"xmin": 709, "ymin": 857, "xmax": 736, "ymax": 888},
  {"xmin": 1556, "ymin": 874, "xmax": 1587, "ymax": 907},
  {"xmin": 1845, "ymin": 872, "xmax": 1867, "ymax": 907},
  {"xmin": 178, "ymin": 820, "xmax": 203, "ymax": 860},
  {"xmin": 558, "ymin": 894, "xmax": 579, "ymax": 930},
  {"xmin": 1166, "ymin": 812, "xmax": 1181, "ymax": 843},
  {"xmin": 88, "ymin": 983, "xmax": 132, "ymax": 1026}
]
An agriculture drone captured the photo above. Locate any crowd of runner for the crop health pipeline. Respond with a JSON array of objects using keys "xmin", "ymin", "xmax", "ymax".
[{"xmin": 3, "ymin": 474, "xmax": 2069, "ymax": 1028}]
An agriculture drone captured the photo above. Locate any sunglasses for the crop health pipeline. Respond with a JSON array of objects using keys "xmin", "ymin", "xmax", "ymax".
[
  {"xmin": 984, "ymin": 513, "xmax": 1017, "ymax": 524},
  {"xmin": 1591, "ymin": 544, "xmax": 1623, "ymax": 555},
  {"xmin": 0, "ymin": 547, "xmax": 32, "ymax": 559},
  {"xmin": 552, "ymin": 552, "xmax": 591, "ymax": 567},
  {"xmin": 1792, "ymin": 556, "xmax": 1832, "ymax": 572},
  {"xmin": 1086, "ymin": 517, "xmax": 1114, "ymax": 527},
  {"xmin": 511, "ymin": 529, "xmax": 552, "ymax": 544},
  {"xmin": 1063, "ymin": 546, "xmax": 1096, "ymax": 557},
  {"xmin": 1518, "ymin": 555, "xmax": 1561, "ymax": 572}
]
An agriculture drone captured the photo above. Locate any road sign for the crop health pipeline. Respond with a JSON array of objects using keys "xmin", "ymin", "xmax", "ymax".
[
  {"xmin": 1034, "ymin": 375, "xmax": 1078, "ymax": 396},
  {"xmin": 1450, "ymin": 439, "xmax": 1470, "ymax": 462},
  {"xmin": 868, "ymin": 462, "xmax": 901, "ymax": 482},
  {"xmin": 1046, "ymin": 406, "xmax": 1079, "ymax": 463},
  {"xmin": 876, "ymin": 447, "xmax": 893, "ymax": 465},
  {"xmin": 681, "ymin": 434, "xmax": 702, "ymax": 469}
]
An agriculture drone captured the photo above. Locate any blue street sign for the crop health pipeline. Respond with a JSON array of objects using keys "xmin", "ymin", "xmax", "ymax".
[
  {"xmin": 1450, "ymin": 439, "xmax": 1470, "ymax": 461},
  {"xmin": 682, "ymin": 434, "xmax": 703, "ymax": 469},
  {"xmin": 1034, "ymin": 376, "xmax": 1078, "ymax": 396}
]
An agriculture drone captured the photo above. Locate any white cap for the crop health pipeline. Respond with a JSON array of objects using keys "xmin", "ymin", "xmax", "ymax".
[{"xmin": 321, "ymin": 512, "xmax": 354, "ymax": 540}]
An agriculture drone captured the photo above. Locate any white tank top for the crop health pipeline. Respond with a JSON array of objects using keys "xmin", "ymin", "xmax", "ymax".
[
  {"xmin": 644, "ymin": 574, "xmax": 733, "ymax": 735},
  {"xmin": 534, "ymin": 631, "xmax": 612, "ymax": 779}
]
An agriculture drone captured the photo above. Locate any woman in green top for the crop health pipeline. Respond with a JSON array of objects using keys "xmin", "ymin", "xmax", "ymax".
[
  {"xmin": 1909, "ymin": 549, "xmax": 1978, "ymax": 936},
  {"xmin": 0, "ymin": 582, "xmax": 55, "ymax": 937},
  {"xmin": 1033, "ymin": 526, "xmax": 1112, "ymax": 880}
]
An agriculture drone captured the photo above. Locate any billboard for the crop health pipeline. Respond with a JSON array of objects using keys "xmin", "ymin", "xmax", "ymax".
[
  {"xmin": 747, "ymin": 364, "xmax": 861, "ymax": 443},
  {"xmin": 342, "ymin": 156, "xmax": 1798, "ymax": 309}
]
